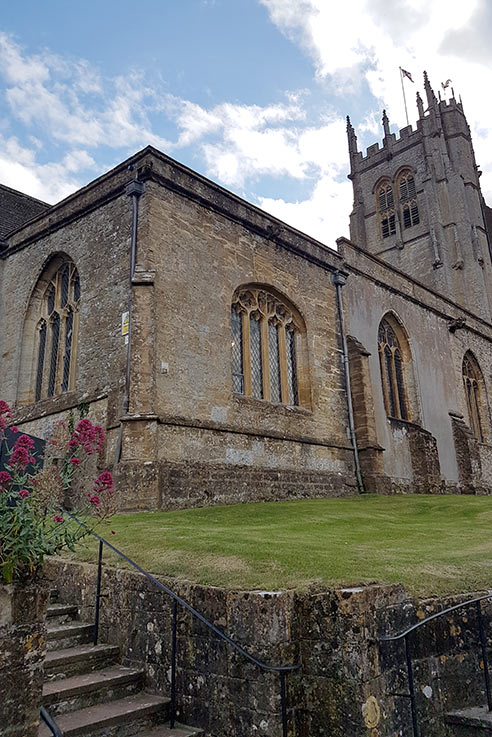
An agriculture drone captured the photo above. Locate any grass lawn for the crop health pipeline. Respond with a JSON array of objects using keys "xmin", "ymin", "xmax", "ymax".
[{"xmin": 68, "ymin": 495, "xmax": 492, "ymax": 597}]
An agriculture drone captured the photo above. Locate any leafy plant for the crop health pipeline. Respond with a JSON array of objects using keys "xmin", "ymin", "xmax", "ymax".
[{"xmin": 0, "ymin": 401, "xmax": 115, "ymax": 583}]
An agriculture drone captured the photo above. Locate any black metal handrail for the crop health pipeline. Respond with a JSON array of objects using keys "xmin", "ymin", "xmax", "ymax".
[
  {"xmin": 381, "ymin": 592, "xmax": 492, "ymax": 737},
  {"xmin": 62, "ymin": 509, "xmax": 299, "ymax": 735},
  {"xmin": 40, "ymin": 706, "xmax": 64, "ymax": 736}
]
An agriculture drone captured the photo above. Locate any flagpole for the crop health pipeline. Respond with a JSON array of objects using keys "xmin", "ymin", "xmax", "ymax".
[{"xmin": 399, "ymin": 67, "xmax": 409, "ymax": 126}]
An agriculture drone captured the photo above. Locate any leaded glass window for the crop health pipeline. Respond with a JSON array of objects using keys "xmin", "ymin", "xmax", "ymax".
[
  {"xmin": 231, "ymin": 287, "xmax": 301, "ymax": 406},
  {"xmin": 231, "ymin": 307, "xmax": 244, "ymax": 394},
  {"xmin": 268, "ymin": 321, "xmax": 281, "ymax": 404},
  {"xmin": 378, "ymin": 318, "xmax": 410, "ymax": 420},
  {"xmin": 35, "ymin": 262, "xmax": 80, "ymax": 400},
  {"xmin": 463, "ymin": 353, "xmax": 485, "ymax": 442}
]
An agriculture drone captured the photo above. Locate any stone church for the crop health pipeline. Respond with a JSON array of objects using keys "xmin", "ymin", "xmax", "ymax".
[{"xmin": 1, "ymin": 72, "xmax": 491, "ymax": 508}]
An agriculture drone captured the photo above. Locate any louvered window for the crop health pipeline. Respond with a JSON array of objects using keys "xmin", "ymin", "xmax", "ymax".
[
  {"xmin": 399, "ymin": 172, "xmax": 420, "ymax": 229},
  {"xmin": 377, "ymin": 183, "xmax": 396, "ymax": 239},
  {"xmin": 231, "ymin": 288, "xmax": 302, "ymax": 406}
]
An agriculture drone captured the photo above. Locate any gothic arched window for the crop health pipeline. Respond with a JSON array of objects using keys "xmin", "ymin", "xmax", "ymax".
[
  {"xmin": 231, "ymin": 287, "xmax": 303, "ymax": 405},
  {"xmin": 378, "ymin": 316, "xmax": 410, "ymax": 420},
  {"xmin": 33, "ymin": 261, "xmax": 80, "ymax": 401},
  {"xmin": 462, "ymin": 352, "xmax": 486, "ymax": 442},
  {"xmin": 398, "ymin": 171, "xmax": 420, "ymax": 229},
  {"xmin": 377, "ymin": 181, "xmax": 396, "ymax": 239}
]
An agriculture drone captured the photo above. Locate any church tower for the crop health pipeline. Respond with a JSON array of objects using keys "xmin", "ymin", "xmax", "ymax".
[{"xmin": 347, "ymin": 72, "xmax": 492, "ymax": 320}]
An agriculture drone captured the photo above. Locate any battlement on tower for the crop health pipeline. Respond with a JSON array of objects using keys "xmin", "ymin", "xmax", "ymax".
[{"xmin": 347, "ymin": 73, "xmax": 469, "ymax": 175}]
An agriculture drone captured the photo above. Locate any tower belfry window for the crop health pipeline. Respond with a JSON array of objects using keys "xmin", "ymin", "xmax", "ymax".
[
  {"xmin": 398, "ymin": 172, "xmax": 420, "ymax": 229},
  {"xmin": 377, "ymin": 182, "xmax": 396, "ymax": 239}
]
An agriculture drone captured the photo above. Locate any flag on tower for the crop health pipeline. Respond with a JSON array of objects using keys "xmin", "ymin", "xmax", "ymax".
[{"xmin": 400, "ymin": 68, "xmax": 414, "ymax": 82}]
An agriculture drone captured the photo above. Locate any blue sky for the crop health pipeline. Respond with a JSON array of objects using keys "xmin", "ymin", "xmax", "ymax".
[{"xmin": 1, "ymin": 0, "xmax": 492, "ymax": 245}]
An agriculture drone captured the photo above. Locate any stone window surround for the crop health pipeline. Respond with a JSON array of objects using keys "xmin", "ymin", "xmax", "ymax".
[
  {"xmin": 231, "ymin": 285, "xmax": 310, "ymax": 409},
  {"xmin": 377, "ymin": 312, "xmax": 415, "ymax": 422},
  {"xmin": 375, "ymin": 168, "xmax": 420, "ymax": 240},
  {"xmin": 462, "ymin": 350, "xmax": 489, "ymax": 443},
  {"xmin": 17, "ymin": 254, "xmax": 80, "ymax": 406}
]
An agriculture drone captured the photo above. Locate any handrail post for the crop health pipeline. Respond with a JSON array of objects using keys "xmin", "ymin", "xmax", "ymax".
[
  {"xmin": 280, "ymin": 670, "xmax": 288, "ymax": 737},
  {"xmin": 93, "ymin": 539, "xmax": 103, "ymax": 646},
  {"xmin": 170, "ymin": 598, "xmax": 178, "ymax": 728},
  {"xmin": 404, "ymin": 634, "xmax": 419, "ymax": 737},
  {"xmin": 476, "ymin": 600, "xmax": 492, "ymax": 711}
]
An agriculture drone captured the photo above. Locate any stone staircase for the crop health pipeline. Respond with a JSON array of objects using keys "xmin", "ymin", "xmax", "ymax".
[
  {"xmin": 446, "ymin": 706, "xmax": 492, "ymax": 736},
  {"xmin": 40, "ymin": 593, "xmax": 203, "ymax": 737}
]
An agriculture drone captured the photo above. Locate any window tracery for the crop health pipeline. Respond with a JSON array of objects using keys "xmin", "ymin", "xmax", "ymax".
[
  {"xmin": 462, "ymin": 352, "xmax": 485, "ymax": 442},
  {"xmin": 378, "ymin": 317, "xmax": 410, "ymax": 420},
  {"xmin": 398, "ymin": 171, "xmax": 420, "ymax": 229},
  {"xmin": 34, "ymin": 261, "xmax": 80, "ymax": 401},
  {"xmin": 377, "ymin": 181, "xmax": 396, "ymax": 239},
  {"xmin": 231, "ymin": 288, "xmax": 300, "ymax": 405}
]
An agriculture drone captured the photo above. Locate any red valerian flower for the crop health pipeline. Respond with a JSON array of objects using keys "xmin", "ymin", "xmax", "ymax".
[
  {"xmin": 10, "ymin": 446, "xmax": 29, "ymax": 470},
  {"xmin": 0, "ymin": 418, "xmax": 7, "ymax": 433},
  {"xmin": 9, "ymin": 426, "xmax": 19, "ymax": 433},
  {"xmin": 93, "ymin": 471, "xmax": 114, "ymax": 494},
  {"xmin": 0, "ymin": 471, "xmax": 12, "ymax": 489},
  {"xmin": 0, "ymin": 401, "xmax": 12, "ymax": 417},
  {"xmin": 10, "ymin": 435, "xmax": 36, "ymax": 470},
  {"xmin": 18, "ymin": 489, "xmax": 30, "ymax": 499},
  {"xmin": 88, "ymin": 494, "xmax": 101, "ymax": 507},
  {"xmin": 68, "ymin": 419, "xmax": 105, "ymax": 456},
  {"xmin": 53, "ymin": 515, "xmax": 64, "ymax": 523},
  {"xmin": 15, "ymin": 435, "xmax": 35, "ymax": 449},
  {"xmin": 69, "ymin": 457, "xmax": 81, "ymax": 466}
]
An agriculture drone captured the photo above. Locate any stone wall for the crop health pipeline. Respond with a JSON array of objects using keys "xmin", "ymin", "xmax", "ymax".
[
  {"xmin": 341, "ymin": 237, "xmax": 492, "ymax": 495},
  {"xmin": 0, "ymin": 582, "xmax": 48, "ymax": 737},
  {"xmin": 46, "ymin": 558, "xmax": 492, "ymax": 737}
]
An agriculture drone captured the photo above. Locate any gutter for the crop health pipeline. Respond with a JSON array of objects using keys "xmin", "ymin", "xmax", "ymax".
[{"xmin": 331, "ymin": 271, "xmax": 365, "ymax": 494}]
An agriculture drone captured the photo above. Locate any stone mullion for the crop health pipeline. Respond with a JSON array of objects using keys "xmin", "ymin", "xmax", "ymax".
[
  {"xmin": 260, "ymin": 316, "xmax": 271, "ymax": 401},
  {"xmin": 242, "ymin": 310, "xmax": 252, "ymax": 397},
  {"xmin": 378, "ymin": 345, "xmax": 390, "ymax": 416},
  {"xmin": 390, "ymin": 348, "xmax": 402, "ymax": 419},
  {"xmin": 471, "ymin": 380, "xmax": 483, "ymax": 441},
  {"xmin": 69, "ymin": 307, "xmax": 80, "ymax": 391},
  {"xmin": 278, "ymin": 323, "xmax": 289, "ymax": 404}
]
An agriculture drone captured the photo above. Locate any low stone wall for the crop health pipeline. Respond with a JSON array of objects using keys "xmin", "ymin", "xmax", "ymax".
[
  {"xmin": 0, "ymin": 582, "xmax": 48, "ymax": 737},
  {"xmin": 46, "ymin": 558, "xmax": 492, "ymax": 737}
]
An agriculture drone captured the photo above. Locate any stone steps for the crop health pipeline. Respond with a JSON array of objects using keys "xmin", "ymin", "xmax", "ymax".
[
  {"xmin": 446, "ymin": 705, "xmax": 492, "ymax": 736},
  {"xmin": 38, "ymin": 693, "xmax": 170, "ymax": 737},
  {"xmin": 46, "ymin": 602, "xmax": 80, "ymax": 624},
  {"xmin": 40, "ymin": 591, "xmax": 204, "ymax": 737},
  {"xmin": 46, "ymin": 621, "xmax": 94, "ymax": 650},
  {"xmin": 43, "ymin": 665, "xmax": 145, "ymax": 715},
  {"xmin": 45, "ymin": 643, "xmax": 120, "ymax": 678}
]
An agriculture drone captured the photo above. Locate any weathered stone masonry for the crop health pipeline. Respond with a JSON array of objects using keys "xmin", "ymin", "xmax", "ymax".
[{"xmin": 2, "ymin": 73, "xmax": 492, "ymax": 504}]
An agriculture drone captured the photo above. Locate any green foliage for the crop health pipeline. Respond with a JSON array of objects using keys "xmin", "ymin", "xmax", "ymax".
[
  {"xmin": 72, "ymin": 495, "xmax": 492, "ymax": 596},
  {"xmin": 0, "ymin": 402, "xmax": 115, "ymax": 583}
]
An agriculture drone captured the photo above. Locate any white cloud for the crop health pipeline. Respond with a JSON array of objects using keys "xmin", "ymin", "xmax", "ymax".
[
  {"xmin": 259, "ymin": 0, "xmax": 492, "ymax": 204},
  {"xmin": 0, "ymin": 135, "xmax": 95, "ymax": 202},
  {"xmin": 259, "ymin": 174, "xmax": 352, "ymax": 246}
]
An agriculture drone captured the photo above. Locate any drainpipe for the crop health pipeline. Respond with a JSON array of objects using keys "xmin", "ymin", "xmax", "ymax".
[
  {"xmin": 331, "ymin": 271, "xmax": 365, "ymax": 494},
  {"xmin": 115, "ymin": 173, "xmax": 145, "ymax": 464}
]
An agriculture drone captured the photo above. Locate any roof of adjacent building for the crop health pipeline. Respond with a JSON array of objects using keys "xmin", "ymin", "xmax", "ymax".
[{"xmin": 0, "ymin": 183, "xmax": 50, "ymax": 240}]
